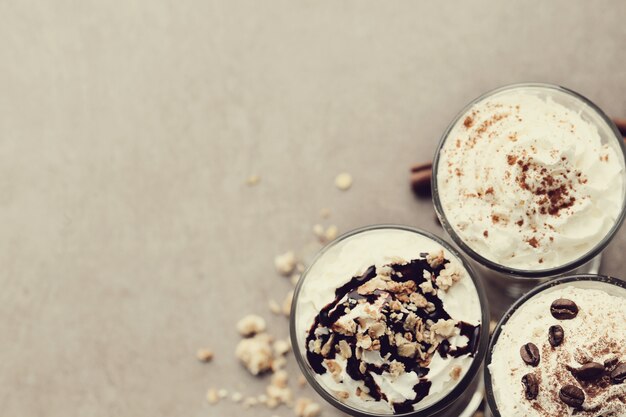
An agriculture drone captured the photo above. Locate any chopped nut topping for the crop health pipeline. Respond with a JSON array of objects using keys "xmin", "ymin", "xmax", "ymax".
[
  {"xmin": 336, "ymin": 390, "xmax": 349, "ymax": 400},
  {"xmin": 321, "ymin": 334, "xmax": 335, "ymax": 356},
  {"xmin": 338, "ymin": 339, "xmax": 352, "ymax": 358},
  {"xmin": 449, "ymin": 365, "xmax": 462, "ymax": 381},
  {"xmin": 368, "ymin": 322, "xmax": 386, "ymax": 339},
  {"xmin": 431, "ymin": 319, "xmax": 457, "ymax": 338},
  {"xmin": 398, "ymin": 342, "xmax": 417, "ymax": 358},
  {"xmin": 236, "ymin": 314, "xmax": 266, "ymax": 337},
  {"xmin": 409, "ymin": 292, "xmax": 428, "ymax": 308},
  {"xmin": 426, "ymin": 249, "xmax": 445, "ymax": 268},
  {"xmin": 435, "ymin": 263, "xmax": 462, "ymax": 291},
  {"xmin": 419, "ymin": 279, "xmax": 435, "ymax": 294},
  {"xmin": 356, "ymin": 334, "xmax": 373, "ymax": 349}
]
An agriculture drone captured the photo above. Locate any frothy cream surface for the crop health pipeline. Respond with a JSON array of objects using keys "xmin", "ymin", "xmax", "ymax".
[{"xmin": 436, "ymin": 88, "xmax": 625, "ymax": 270}]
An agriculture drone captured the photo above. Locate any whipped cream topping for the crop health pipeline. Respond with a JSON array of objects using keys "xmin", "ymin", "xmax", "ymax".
[
  {"xmin": 436, "ymin": 88, "xmax": 625, "ymax": 270},
  {"xmin": 294, "ymin": 229, "xmax": 482, "ymax": 414},
  {"xmin": 489, "ymin": 284, "xmax": 626, "ymax": 417}
]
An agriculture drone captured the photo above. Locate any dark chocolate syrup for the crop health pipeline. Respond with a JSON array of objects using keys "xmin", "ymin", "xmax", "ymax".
[{"xmin": 304, "ymin": 258, "xmax": 481, "ymax": 412}]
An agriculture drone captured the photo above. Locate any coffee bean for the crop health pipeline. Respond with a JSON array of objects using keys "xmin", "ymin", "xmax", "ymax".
[
  {"xmin": 520, "ymin": 342, "xmax": 540, "ymax": 366},
  {"xmin": 550, "ymin": 298, "xmax": 579, "ymax": 320},
  {"xmin": 521, "ymin": 373, "xmax": 539, "ymax": 400},
  {"xmin": 559, "ymin": 385, "xmax": 585, "ymax": 408},
  {"xmin": 570, "ymin": 362, "xmax": 604, "ymax": 381},
  {"xmin": 604, "ymin": 357, "xmax": 619, "ymax": 372},
  {"xmin": 548, "ymin": 325, "xmax": 564, "ymax": 347},
  {"xmin": 611, "ymin": 363, "xmax": 626, "ymax": 384}
]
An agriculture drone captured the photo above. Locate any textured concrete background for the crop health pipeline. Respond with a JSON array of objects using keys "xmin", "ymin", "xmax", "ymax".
[{"xmin": 1, "ymin": 1, "xmax": 626, "ymax": 416}]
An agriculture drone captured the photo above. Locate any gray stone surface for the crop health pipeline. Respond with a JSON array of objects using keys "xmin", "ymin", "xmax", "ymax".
[{"xmin": 1, "ymin": 1, "xmax": 626, "ymax": 416}]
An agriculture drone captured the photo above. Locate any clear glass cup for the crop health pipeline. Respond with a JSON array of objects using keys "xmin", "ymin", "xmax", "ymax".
[
  {"xmin": 290, "ymin": 225, "xmax": 490, "ymax": 417},
  {"xmin": 483, "ymin": 274, "xmax": 626, "ymax": 417},
  {"xmin": 431, "ymin": 83, "xmax": 626, "ymax": 316}
]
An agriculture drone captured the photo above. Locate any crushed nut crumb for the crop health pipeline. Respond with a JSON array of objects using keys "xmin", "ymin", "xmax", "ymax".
[
  {"xmin": 235, "ymin": 333, "xmax": 274, "ymax": 375},
  {"xmin": 275, "ymin": 251, "xmax": 297, "ymax": 276},
  {"xmin": 334, "ymin": 173, "xmax": 353, "ymax": 190},
  {"xmin": 196, "ymin": 348, "xmax": 214, "ymax": 362},
  {"xmin": 206, "ymin": 388, "xmax": 219, "ymax": 404},
  {"xmin": 237, "ymin": 314, "xmax": 266, "ymax": 337},
  {"xmin": 246, "ymin": 174, "xmax": 261, "ymax": 186}
]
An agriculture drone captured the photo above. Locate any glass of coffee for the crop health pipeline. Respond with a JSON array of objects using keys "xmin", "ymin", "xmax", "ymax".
[
  {"xmin": 432, "ymin": 83, "xmax": 626, "ymax": 315},
  {"xmin": 485, "ymin": 274, "xmax": 626, "ymax": 417},
  {"xmin": 290, "ymin": 225, "xmax": 489, "ymax": 417}
]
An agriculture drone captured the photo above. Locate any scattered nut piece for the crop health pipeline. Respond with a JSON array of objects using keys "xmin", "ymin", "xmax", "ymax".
[
  {"xmin": 324, "ymin": 225, "xmax": 339, "ymax": 242},
  {"xmin": 282, "ymin": 291, "xmax": 294, "ymax": 316},
  {"xmin": 242, "ymin": 396, "xmax": 258, "ymax": 408},
  {"xmin": 275, "ymin": 251, "xmax": 297, "ymax": 276},
  {"xmin": 312, "ymin": 224, "xmax": 325, "ymax": 240},
  {"xmin": 267, "ymin": 383, "xmax": 293, "ymax": 406},
  {"xmin": 273, "ymin": 339, "xmax": 291, "ymax": 356},
  {"xmin": 271, "ymin": 355, "xmax": 287, "ymax": 372},
  {"xmin": 320, "ymin": 208, "xmax": 331, "ymax": 218},
  {"xmin": 231, "ymin": 392, "xmax": 243, "ymax": 402},
  {"xmin": 272, "ymin": 370, "xmax": 289, "ymax": 388},
  {"xmin": 235, "ymin": 333, "xmax": 274, "ymax": 375},
  {"xmin": 196, "ymin": 348, "xmax": 214, "ymax": 362},
  {"xmin": 206, "ymin": 388, "xmax": 219, "ymax": 404},
  {"xmin": 269, "ymin": 299, "xmax": 281, "ymax": 315},
  {"xmin": 334, "ymin": 172, "xmax": 353, "ymax": 190},
  {"xmin": 298, "ymin": 374, "xmax": 307, "ymax": 387},
  {"xmin": 295, "ymin": 397, "xmax": 322, "ymax": 417},
  {"xmin": 237, "ymin": 314, "xmax": 267, "ymax": 337},
  {"xmin": 290, "ymin": 273, "xmax": 301, "ymax": 286},
  {"xmin": 246, "ymin": 174, "xmax": 261, "ymax": 186},
  {"xmin": 450, "ymin": 365, "xmax": 462, "ymax": 381}
]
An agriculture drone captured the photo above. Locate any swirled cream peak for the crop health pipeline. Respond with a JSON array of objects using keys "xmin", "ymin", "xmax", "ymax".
[
  {"xmin": 294, "ymin": 229, "xmax": 482, "ymax": 414},
  {"xmin": 436, "ymin": 89, "xmax": 625, "ymax": 269}
]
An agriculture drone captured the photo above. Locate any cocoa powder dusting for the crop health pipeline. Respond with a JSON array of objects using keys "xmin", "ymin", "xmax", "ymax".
[
  {"xmin": 515, "ymin": 157, "xmax": 580, "ymax": 216},
  {"xmin": 527, "ymin": 237, "xmax": 539, "ymax": 248}
]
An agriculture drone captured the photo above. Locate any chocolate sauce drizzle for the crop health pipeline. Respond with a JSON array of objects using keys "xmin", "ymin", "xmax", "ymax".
[{"xmin": 305, "ymin": 257, "xmax": 481, "ymax": 412}]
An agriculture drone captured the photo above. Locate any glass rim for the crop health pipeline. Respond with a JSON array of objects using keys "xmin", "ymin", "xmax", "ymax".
[
  {"xmin": 483, "ymin": 273, "xmax": 626, "ymax": 417},
  {"xmin": 289, "ymin": 224, "xmax": 491, "ymax": 417},
  {"xmin": 431, "ymin": 82, "xmax": 626, "ymax": 279}
]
